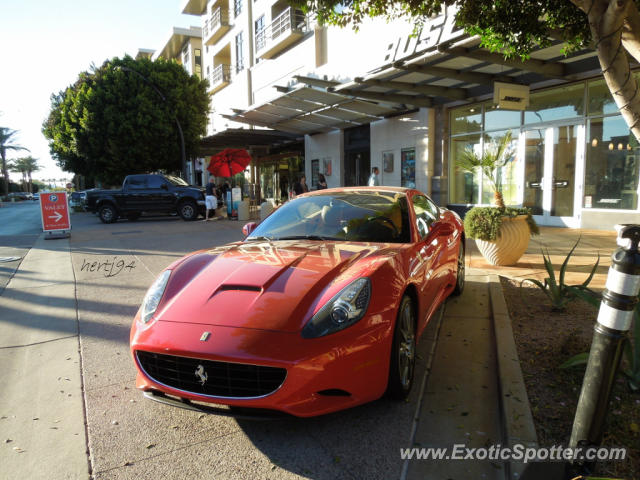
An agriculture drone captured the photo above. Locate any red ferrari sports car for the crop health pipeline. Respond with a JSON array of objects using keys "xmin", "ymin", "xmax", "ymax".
[{"xmin": 130, "ymin": 187, "xmax": 465, "ymax": 417}]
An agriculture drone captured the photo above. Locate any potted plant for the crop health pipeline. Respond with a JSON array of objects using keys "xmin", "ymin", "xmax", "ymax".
[{"xmin": 456, "ymin": 131, "xmax": 539, "ymax": 266}]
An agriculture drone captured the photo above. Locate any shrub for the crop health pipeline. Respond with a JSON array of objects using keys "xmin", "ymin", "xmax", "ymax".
[{"xmin": 463, "ymin": 206, "xmax": 539, "ymax": 241}]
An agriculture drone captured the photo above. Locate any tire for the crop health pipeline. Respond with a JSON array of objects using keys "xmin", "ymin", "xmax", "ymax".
[
  {"xmin": 452, "ymin": 241, "xmax": 465, "ymax": 296},
  {"xmin": 98, "ymin": 204, "xmax": 118, "ymax": 224},
  {"xmin": 178, "ymin": 200, "xmax": 198, "ymax": 221},
  {"xmin": 127, "ymin": 213, "xmax": 141, "ymax": 221},
  {"xmin": 387, "ymin": 295, "xmax": 416, "ymax": 400}
]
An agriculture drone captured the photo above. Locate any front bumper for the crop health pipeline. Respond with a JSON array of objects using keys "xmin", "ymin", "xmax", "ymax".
[{"xmin": 130, "ymin": 313, "xmax": 395, "ymax": 417}]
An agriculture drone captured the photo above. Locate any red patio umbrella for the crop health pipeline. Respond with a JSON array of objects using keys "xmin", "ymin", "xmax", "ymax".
[{"xmin": 207, "ymin": 148, "xmax": 252, "ymax": 177}]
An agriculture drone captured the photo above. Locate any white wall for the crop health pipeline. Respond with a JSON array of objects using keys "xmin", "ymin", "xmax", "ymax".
[
  {"xmin": 251, "ymin": 35, "xmax": 317, "ymax": 105},
  {"xmin": 305, "ymin": 131, "xmax": 343, "ymax": 189},
  {"xmin": 370, "ymin": 110, "xmax": 430, "ymax": 191}
]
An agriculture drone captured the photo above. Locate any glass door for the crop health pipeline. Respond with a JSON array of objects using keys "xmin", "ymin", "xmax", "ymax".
[{"xmin": 523, "ymin": 124, "xmax": 584, "ymax": 227}]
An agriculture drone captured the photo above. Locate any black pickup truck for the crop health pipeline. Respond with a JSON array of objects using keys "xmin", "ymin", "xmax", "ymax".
[{"xmin": 85, "ymin": 174, "xmax": 206, "ymax": 223}]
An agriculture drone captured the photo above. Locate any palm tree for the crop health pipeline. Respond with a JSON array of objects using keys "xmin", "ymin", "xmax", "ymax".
[
  {"xmin": 8, "ymin": 159, "xmax": 28, "ymax": 190},
  {"xmin": 9, "ymin": 156, "xmax": 40, "ymax": 193},
  {"xmin": 455, "ymin": 130, "xmax": 515, "ymax": 209},
  {"xmin": 0, "ymin": 127, "xmax": 29, "ymax": 197}
]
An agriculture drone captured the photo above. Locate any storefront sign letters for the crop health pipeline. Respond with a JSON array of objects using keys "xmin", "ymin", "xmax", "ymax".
[{"xmin": 384, "ymin": 7, "xmax": 465, "ymax": 63}]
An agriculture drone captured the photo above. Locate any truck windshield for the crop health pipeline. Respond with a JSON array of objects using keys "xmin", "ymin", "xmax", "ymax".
[{"xmin": 165, "ymin": 175, "xmax": 189, "ymax": 186}]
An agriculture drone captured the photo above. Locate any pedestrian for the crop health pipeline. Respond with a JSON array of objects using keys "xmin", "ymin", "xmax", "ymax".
[
  {"xmin": 368, "ymin": 167, "xmax": 380, "ymax": 186},
  {"xmin": 204, "ymin": 177, "xmax": 218, "ymax": 221},
  {"xmin": 317, "ymin": 173, "xmax": 327, "ymax": 190},
  {"xmin": 293, "ymin": 175, "xmax": 309, "ymax": 197}
]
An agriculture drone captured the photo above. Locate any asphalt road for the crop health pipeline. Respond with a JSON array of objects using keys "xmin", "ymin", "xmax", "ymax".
[
  {"xmin": 67, "ymin": 211, "xmax": 438, "ymax": 480},
  {"xmin": 0, "ymin": 201, "xmax": 42, "ymax": 293}
]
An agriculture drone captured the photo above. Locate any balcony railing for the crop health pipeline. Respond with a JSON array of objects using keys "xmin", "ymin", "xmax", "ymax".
[
  {"xmin": 208, "ymin": 64, "xmax": 231, "ymax": 93},
  {"xmin": 203, "ymin": 7, "xmax": 230, "ymax": 45},
  {"xmin": 255, "ymin": 7, "xmax": 308, "ymax": 59}
]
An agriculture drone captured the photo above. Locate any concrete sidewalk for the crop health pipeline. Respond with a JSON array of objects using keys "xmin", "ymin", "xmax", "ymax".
[
  {"xmin": 405, "ymin": 272, "xmax": 506, "ymax": 479},
  {"xmin": 403, "ymin": 226, "xmax": 618, "ymax": 479},
  {"xmin": 0, "ymin": 235, "xmax": 89, "ymax": 479},
  {"xmin": 0, "ymin": 224, "xmax": 620, "ymax": 480}
]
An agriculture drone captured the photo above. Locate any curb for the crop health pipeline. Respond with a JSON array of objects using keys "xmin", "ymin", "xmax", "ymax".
[{"xmin": 488, "ymin": 274, "xmax": 538, "ymax": 479}]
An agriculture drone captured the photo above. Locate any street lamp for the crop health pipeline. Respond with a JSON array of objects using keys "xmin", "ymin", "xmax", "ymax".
[{"xmin": 117, "ymin": 66, "xmax": 187, "ymax": 179}]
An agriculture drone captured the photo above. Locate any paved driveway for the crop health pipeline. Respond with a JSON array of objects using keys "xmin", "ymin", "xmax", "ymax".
[{"xmin": 69, "ymin": 212, "xmax": 437, "ymax": 479}]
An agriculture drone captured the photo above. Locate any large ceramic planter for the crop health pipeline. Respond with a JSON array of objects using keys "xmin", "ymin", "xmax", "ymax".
[{"xmin": 475, "ymin": 215, "xmax": 530, "ymax": 266}]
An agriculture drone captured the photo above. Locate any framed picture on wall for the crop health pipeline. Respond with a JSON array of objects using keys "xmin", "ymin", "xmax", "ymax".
[
  {"xmin": 383, "ymin": 151, "xmax": 394, "ymax": 173},
  {"xmin": 311, "ymin": 159, "xmax": 319, "ymax": 189},
  {"xmin": 323, "ymin": 157, "xmax": 332, "ymax": 176}
]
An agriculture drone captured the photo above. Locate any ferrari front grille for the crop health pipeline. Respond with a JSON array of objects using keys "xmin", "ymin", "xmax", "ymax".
[{"xmin": 136, "ymin": 350, "xmax": 287, "ymax": 399}]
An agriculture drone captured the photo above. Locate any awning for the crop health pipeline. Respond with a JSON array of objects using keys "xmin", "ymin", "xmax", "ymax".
[
  {"xmin": 222, "ymin": 32, "xmax": 620, "ymax": 135},
  {"xmin": 223, "ymin": 85, "xmax": 414, "ymax": 135},
  {"xmin": 326, "ymin": 35, "xmax": 605, "ymax": 107},
  {"xmin": 197, "ymin": 128, "xmax": 301, "ymax": 156}
]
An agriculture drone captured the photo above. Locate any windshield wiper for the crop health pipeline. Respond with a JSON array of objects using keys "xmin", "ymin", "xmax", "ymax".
[
  {"xmin": 274, "ymin": 235, "xmax": 341, "ymax": 241},
  {"xmin": 246, "ymin": 236, "xmax": 274, "ymax": 244}
]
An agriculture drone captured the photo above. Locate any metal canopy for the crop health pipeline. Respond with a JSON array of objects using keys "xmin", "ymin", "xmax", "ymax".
[
  {"xmin": 197, "ymin": 128, "xmax": 301, "ymax": 155},
  {"xmin": 225, "ymin": 85, "xmax": 408, "ymax": 135},
  {"xmin": 222, "ymin": 32, "xmax": 627, "ymax": 136}
]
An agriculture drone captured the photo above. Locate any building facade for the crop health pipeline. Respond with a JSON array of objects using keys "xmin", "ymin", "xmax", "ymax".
[{"xmin": 166, "ymin": 2, "xmax": 639, "ymax": 229}]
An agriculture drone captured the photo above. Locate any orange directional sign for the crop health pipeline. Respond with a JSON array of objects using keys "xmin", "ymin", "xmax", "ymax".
[{"xmin": 40, "ymin": 192, "xmax": 71, "ymax": 231}]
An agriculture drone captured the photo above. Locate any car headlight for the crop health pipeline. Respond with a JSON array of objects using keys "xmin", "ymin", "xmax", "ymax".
[
  {"xmin": 140, "ymin": 270, "xmax": 171, "ymax": 324},
  {"xmin": 302, "ymin": 278, "xmax": 371, "ymax": 338}
]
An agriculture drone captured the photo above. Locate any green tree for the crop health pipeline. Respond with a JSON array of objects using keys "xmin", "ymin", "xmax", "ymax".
[
  {"xmin": 9, "ymin": 156, "xmax": 40, "ymax": 193},
  {"xmin": 42, "ymin": 55, "xmax": 209, "ymax": 185},
  {"xmin": 0, "ymin": 127, "xmax": 29, "ymax": 197},
  {"xmin": 293, "ymin": 0, "xmax": 640, "ymax": 141}
]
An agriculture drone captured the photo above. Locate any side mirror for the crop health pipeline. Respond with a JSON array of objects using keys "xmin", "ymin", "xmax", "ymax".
[
  {"xmin": 432, "ymin": 222, "xmax": 455, "ymax": 237},
  {"xmin": 242, "ymin": 222, "xmax": 258, "ymax": 236}
]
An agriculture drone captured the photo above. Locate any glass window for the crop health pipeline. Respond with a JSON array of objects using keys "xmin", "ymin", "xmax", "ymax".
[
  {"xmin": 127, "ymin": 176, "xmax": 147, "ymax": 189},
  {"xmin": 524, "ymin": 83, "xmax": 585, "ymax": 124},
  {"xmin": 235, "ymin": 32, "xmax": 245, "ymax": 72},
  {"xmin": 148, "ymin": 175, "xmax": 168, "ymax": 189},
  {"xmin": 401, "ymin": 148, "xmax": 416, "ymax": 188},
  {"xmin": 194, "ymin": 49, "xmax": 202, "ymax": 77},
  {"xmin": 588, "ymin": 78, "xmax": 620, "ymax": 117},
  {"xmin": 413, "ymin": 195, "xmax": 438, "ymax": 238},
  {"xmin": 585, "ymin": 115, "xmax": 639, "ymax": 210},
  {"xmin": 451, "ymin": 105, "xmax": 482, "ymax": 135},
  {"xmin": 484, "ymin": 103, "xmax": 521, "ymax": 131},
  {"xmin": 450, "ymin": 134, "xmax": 481, "ymax": 204},
  {"xmin": 255, "ymin": 15, "xmax": 265, "ymax": 52},
  {"xmin": 234, "ymin": 0, "xmax": 242, "ymax": 17},
  {"xmin": 480, "ymin": 130, "xmax": 519, "ymax": 205},
  {"xmin": 589, "ymin": 73, "xmax": 640, "ymax": 116},
  {"xmin": 247, "ymin": 192, "xmax": 411, "ymax": 243}
]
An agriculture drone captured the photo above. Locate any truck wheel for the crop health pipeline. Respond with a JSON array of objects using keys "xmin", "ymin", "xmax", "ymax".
[
  {"xmin": 178, "ymin": 201, "xmax": 198, "ymax": 221},
  {"xmin": 99, "ymin": 204, "xmax": 118, "ymax": 224}
]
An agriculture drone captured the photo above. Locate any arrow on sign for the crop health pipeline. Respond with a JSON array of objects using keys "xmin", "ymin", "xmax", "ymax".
[{"xmin": 48, "ymin": 211, "xmax": 63, "ymax": 223}]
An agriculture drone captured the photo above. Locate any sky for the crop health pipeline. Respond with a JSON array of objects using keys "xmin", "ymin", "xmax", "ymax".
[{"xmin": 0, "ymin": 0, "xmax": 196, "ymax": 182}]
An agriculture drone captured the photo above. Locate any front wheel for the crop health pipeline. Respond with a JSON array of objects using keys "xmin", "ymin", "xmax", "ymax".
[
  {"xmin": 387, "ymin": 295, "xmax": 416, "ymax": 400},
  {"xmin": 98, "ymin": 204, "xmax": 118, "ymax": 224},
  {"xmin": 178, "ymin": 200, "xmax": 198, "ymax": 221},
  {"xmin": 452, "ymin": 241, "xmax": 465, "ymax": 296}
]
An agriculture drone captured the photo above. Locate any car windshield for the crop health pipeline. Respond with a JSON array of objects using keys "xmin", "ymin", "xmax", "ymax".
[
  {"xmin": 165, "ymin": 175, "xmax": 188, "ymax": 186},
  {"xmin": 248, "ymin": 191, "xmax": 411, "ymax": 243}
]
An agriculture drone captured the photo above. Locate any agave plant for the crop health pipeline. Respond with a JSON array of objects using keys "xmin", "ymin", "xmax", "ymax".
[
  {"xmin": 521, "ymin": 237, "xmax": 600, "ymax": 312},
  {"xmin": 456, "ymin": 130, "xmax": 515, "ymax": 209}
]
